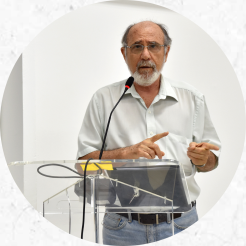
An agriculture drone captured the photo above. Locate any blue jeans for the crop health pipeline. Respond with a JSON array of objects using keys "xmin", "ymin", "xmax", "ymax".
[{"xmin": 102, "ymin": 206, "xmax": 198, "ymax": 245}]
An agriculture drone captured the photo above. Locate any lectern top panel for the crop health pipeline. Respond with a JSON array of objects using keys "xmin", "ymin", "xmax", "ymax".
[{"xmin": 9, "ymin": 159, "xmax": 179, "ymax": 166}]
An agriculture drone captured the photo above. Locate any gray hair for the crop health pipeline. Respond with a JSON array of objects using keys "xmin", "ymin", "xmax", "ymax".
[{"xmin": 121, "ymin": 21, "xmax": 172, "ymax": 47}]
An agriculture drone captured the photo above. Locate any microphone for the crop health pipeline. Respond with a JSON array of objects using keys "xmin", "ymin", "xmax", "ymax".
[
  {"xmin": 124, "ymin": 76, "xmax": 134, "ymax": 91},
  {"xmin": 80, "ymin": 77, "xmax": 133, "ymax": 239},
  {"xmin": 99, "ymin": 76, "xmax": 134, "ymax": 159}
]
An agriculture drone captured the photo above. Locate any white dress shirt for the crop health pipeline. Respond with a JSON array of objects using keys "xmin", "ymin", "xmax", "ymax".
[{"xmin": 77, "ymin": 75, "xmax": 221, "ymax": 202}]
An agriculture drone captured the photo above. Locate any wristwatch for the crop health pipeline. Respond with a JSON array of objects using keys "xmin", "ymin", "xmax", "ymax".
[{"xmin": 190, "ymin": 160, "xmax": 206, "ymax": 168}]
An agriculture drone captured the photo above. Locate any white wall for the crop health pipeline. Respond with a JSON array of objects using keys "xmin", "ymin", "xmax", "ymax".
[
  {"xmin": 19, "ymin": 0, "xmax": 245, "ymax": 220},
  {"xmin": 0, "ymin": 55, "xmax": 23, "ymax": 192}
]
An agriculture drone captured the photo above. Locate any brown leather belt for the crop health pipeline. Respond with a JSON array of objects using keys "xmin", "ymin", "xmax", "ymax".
[{"xmin": 116, "ymin": 201, "xmax": 196, "ymax": 225}]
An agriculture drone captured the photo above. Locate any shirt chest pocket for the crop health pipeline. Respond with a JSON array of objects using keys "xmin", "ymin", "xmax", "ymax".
[{"xmin": 165, "ymin": 133, "xmax": 193, "ymax": 176}]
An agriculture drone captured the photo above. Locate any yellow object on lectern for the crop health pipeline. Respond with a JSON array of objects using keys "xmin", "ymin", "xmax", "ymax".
[{"xmin": 80, "ymin": 162, "xmax": 113, "ymax": 171}]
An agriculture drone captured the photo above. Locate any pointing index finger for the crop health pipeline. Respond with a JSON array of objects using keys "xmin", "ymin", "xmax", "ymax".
[
  {"xmin": 150, "ymin": 132, "xmax": 169, "ymax": 142},
  {"xmin": 203, "ymin": 143, "xmax": 220, "ymax": 151}
]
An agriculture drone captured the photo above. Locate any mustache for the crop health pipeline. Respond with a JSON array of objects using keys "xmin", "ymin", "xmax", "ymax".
[{"xmin": 137, "ymin": 60, "xmax": 157, "ymax": 70}]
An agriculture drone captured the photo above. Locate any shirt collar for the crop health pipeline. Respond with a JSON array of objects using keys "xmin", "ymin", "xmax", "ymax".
[
  {"xmin": 124, "ymin": 74, "xmax": 178, "ymax": 101},
  {"xmin": 125, "ymin": 81, "xmax": 141, "ymax": 98},
  {"xmin": 159, "ymin": 75, "xmax": 179, "ymax": 101}
]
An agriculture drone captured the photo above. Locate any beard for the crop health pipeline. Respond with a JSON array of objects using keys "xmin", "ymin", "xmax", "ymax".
[{"xmin": 130, "ymin": 60, "xmax": 164, "ymax": 87}]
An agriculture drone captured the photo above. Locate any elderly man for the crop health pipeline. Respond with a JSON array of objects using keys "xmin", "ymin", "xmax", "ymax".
[{"xmin": 77, "ymin": 21, "xmax": 221, "ymax": 244}]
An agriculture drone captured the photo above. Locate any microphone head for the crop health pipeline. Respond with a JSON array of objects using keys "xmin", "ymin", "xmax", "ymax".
[{"xmin": 125, "ymin": 76, "xmax": 134, "ymax": 90}]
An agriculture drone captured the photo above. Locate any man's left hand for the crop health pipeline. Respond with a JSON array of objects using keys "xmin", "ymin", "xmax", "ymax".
[{"xmin": 187, "ymin": 142, "xmax": 220, "ymax": 168}]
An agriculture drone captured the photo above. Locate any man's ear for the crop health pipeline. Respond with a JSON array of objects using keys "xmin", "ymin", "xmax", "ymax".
[
  {"xmin": 121, "ymin": 47, "xmax": 126, "ymax": 61},
  {"xmin": 164, "ymin": 46, "xmax": 171, "ymax": 63}
]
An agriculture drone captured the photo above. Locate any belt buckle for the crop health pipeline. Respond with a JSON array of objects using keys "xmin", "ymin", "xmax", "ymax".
[{"xmin": 137, "ymin": 213, "xmax": 159, "ymax": 225}]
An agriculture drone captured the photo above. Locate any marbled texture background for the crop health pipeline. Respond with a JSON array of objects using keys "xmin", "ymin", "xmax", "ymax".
[{"xmin": 0, "ymin": 0, "xmax": 245, "ymax": 245}]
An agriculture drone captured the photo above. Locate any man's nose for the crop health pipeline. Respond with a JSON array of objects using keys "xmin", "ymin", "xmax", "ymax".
[{"xmin": 140, "ymin": 46, "xmax": 151, "ymax": 60}]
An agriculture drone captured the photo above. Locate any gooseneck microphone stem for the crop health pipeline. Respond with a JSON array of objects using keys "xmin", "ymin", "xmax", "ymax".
[
  {"xmin": 99, "ymin": 77, "xmax": 134, "ymax": 160},
  {"xmin": 98, "ymin": 89, "xmax": 127, "ymax": 160}
]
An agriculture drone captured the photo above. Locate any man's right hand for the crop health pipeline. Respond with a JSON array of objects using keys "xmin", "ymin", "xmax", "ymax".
[
  {"xmin": 78, "ymin": 132, "xmax": 169, "ymax": 162},
  {"xmin": 123, "ymin": 132, "xmax": 169, "ymax": 159}
]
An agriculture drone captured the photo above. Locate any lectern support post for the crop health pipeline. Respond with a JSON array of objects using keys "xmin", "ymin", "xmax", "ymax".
[{"xmin": 91, "ymin": 177, "xmax": 99, "ymax": 243}]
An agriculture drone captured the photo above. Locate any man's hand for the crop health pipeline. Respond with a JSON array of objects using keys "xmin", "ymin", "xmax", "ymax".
[
  {"xmin": 187, "ymin": 142, "xmax": 220, "ymax": 171},
  {"xmin": 123, "ymin": 132, "xmax": 169, "ymax": 159},
  {"xmin": 78, "ymin": 132, "xmax": 169, "ymax": 163}
]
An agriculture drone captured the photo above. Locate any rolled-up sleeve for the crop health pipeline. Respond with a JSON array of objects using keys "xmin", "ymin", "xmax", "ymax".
[
  {"xmin": 76, "ymin": 93, "xmax": 103, "ymax": 159},
  {"xmin": 193, "ymin": 96, "xmax": 221, "ymax": 170}
]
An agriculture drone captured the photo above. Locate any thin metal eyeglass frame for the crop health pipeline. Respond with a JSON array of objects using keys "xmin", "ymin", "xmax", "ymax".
[{"xmin": 125, "ymin": 43, "xmax": 166, "ymax": 54}]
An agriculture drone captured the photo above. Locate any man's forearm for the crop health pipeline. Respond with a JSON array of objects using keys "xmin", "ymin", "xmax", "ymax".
[
  {"xmin": 78, "ymin": 148, "xmax": 128, "ymax": 160},
  {"xmin": 197, "ymin": 151, "xmax": 218, "ymax": 172}
]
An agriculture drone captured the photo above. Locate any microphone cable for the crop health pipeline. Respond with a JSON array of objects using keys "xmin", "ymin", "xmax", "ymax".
[
  {"xmin": 81, "ymin": 158, "xmax": 93, "ymax": 239},
  {"xmin": 37, "ymin": 159, "xmax": 103, "ymax": 239},
  {"xmin": 37, "ymin": 76, "xmax": 134, "ymax": 238}
]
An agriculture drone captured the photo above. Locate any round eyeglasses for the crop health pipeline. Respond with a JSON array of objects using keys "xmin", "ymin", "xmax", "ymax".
[{"xmin": 125, "ymin": 43, "xmax": 166, "ymax": 54}]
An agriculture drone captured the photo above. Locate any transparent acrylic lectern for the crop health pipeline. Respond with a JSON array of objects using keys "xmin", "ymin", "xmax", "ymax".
[{"xmin": 8, "ymin": 159, "xmax": 192, "ymax": 244}]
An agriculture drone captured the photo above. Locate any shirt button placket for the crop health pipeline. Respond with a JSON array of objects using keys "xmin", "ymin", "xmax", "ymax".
[{"xmin": 146, "ymin": 106, "xmax": 156, "ymax": 138}]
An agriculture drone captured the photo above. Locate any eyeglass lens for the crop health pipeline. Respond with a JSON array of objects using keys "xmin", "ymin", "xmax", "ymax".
[{"xmin": 130, "ymin": 44, "xmax": 163, "ymax": 54}]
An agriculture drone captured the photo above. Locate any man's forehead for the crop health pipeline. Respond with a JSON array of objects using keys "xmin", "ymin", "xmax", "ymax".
[{"xmin": 127, "ymin": 21, "xmax": 164, "ymax": 44}]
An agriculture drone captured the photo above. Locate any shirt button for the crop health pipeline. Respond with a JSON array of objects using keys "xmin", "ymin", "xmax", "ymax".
[
  {"xmin": 149, "ymin": 111, "xmax": 151, "ymax": 114},
  {"xmin": 150, "ymin": 131, "xmax": 153, "ymax": 135}
]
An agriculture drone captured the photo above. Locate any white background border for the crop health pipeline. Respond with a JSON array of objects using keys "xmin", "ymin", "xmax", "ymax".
[{"xmin": 0, "ymin": 0, "xmax": 245, "ymax": 245}]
